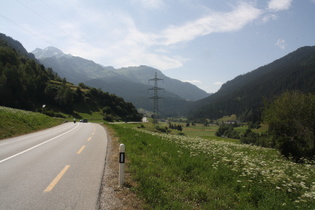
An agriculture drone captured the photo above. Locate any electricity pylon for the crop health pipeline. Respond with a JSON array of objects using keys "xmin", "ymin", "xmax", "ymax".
[{"xmin": 148, "ymin": 72, "xmax": 164, "ymax": 124}]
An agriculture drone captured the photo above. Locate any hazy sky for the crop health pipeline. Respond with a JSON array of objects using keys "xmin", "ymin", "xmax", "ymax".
[{"xmin": 1, "ymin": 0, "xmax": 315, "ymax": 93}]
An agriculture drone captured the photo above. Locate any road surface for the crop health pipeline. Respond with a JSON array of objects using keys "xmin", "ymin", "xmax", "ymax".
[{"xmin": 0, "ymin": 122, "xmax": 108, "ymax": 210}]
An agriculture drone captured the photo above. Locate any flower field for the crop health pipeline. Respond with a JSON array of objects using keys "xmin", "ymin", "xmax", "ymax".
[{"xmin": 110, "ymin": 124, "xmax": 315, "ymax": 209}]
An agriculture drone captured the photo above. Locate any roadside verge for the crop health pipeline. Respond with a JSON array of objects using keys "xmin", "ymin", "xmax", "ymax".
[{"xmin": 98, "ymin": 125, "xmax": 144, "ymax": 209}]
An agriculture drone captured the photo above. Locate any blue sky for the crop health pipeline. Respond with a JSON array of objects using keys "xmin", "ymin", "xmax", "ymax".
[{"xmin": 1, "ymin": 0, "xmax": 315, "ymax": 93}]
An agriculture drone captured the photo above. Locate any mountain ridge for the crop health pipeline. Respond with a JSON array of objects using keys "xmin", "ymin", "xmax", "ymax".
[
  {"xmin": 0, "ymin": 33, "xmax": 35, "ymax": 60},
  {"xmin": 190, "ymin": 46, "xmax": 315, "ymax": 121},
  {"xmin": 33, "ymin": 47, "xmax": 209, "ymax": 116},
  {"xmin": 33, "ymin": 46, "xmax": 209, "ymax": 101},
  {"xmin": 32, "ymin": 46, "xmax": 71, "ymax": 59}
]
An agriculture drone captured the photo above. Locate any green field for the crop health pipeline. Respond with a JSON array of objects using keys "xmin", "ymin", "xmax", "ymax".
[
  {"xmin": 0, "ymin": 106, "xmax": 106, "ymax": 140},
  {"xmin": 145, "ymin": 121, "xmax": 242, "ymax": 143},
  {"xmin": 109, "ymin": 122, "xmax": 315, "ymax": 209}
]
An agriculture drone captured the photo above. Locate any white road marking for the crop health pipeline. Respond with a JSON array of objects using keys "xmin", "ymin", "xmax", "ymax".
[{"xmin": 0, "ymin": 124, "xmax": 80, "ymax": 164}]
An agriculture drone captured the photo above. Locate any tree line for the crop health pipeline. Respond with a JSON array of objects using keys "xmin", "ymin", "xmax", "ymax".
[{"xmin": 215, "ymin": 91, "xmax": 315, "ymax": 162}]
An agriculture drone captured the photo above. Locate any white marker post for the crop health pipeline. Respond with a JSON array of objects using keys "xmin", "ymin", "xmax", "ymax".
[{"xmin": 119, "ymin": 144, "xmax": 125, "ymax": 187}]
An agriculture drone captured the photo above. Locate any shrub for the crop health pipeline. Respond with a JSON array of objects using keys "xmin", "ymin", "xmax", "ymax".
[
  {"xmin": 155, "ymin": 126, "xmax": 169, "ymax": 133},
  {"xmin": 240, "ymin": 129, "xmax": 273, "ymax": 147},
  {"xmin": 263, "ymin": 91, "xmax": 315, "ymax": 161},
  {"xmin": 216, "ymin": 124, "xmax": 230, "ymax": 137},
  {"xmin": 216, "ymin": 124, "xmax": 240, "ymax": 139}
]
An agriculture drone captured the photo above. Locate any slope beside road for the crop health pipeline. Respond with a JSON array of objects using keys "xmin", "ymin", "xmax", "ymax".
[{"xmin": 0, "ymin": 122, "xmax": 108, "ymax": 209}]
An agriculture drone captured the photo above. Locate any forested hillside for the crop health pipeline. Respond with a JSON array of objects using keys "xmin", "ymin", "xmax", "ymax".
[
  {"xmin": 0, "ymin": 33, "xmax": 35, "ymax": 60},
  {"xmin": 0, "ymin": 34, "xmax": 142, "ymax": 121},
  {"xmin": 190, "ymin": 46, "xmax": 315, "ymax": 122}
]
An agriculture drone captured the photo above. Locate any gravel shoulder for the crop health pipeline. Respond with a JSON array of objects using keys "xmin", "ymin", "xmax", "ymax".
[{"xmin": 98, "ymin": 125, "xmax": 145, "ymax": 210}]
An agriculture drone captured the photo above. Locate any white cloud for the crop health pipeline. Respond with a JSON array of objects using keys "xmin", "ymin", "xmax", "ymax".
[
  {"xmin": 63, "ymin": 40, "xmax": 105, "ymax": 61},
  {"xmin": 73, "ymin": 2, "xmax": 262, "ymax": 70},
  {"xmin": 29, "ymin": 1, "xmax": 266, "ymax": 71},
  {"xmin": 59, "ymin": 21, "xmax": 84, "ymax": 40},
  {"xmin": 262, "ymin": 14, "xmax": 278, "ymax": 23},
  {"xmin": 160, "ymin": 2, "xmax": 262, "ymax": 45},
  {"xmin": 111, "ymin": 50, "xmax": 183, "ymax": 70},
  {"xmin": 103, "ymin": 11, "xmax": 187, "ymax": 69},
  {"xmin": 275, "ymin": 39, "xmax": 287, "ymax": 49},
  {"xmin": 133, "ymin": 0, "xmax": 164, "ymax": 9},
  {"xmin": 214, "ymin": 82, "xmax": 223, "ymax": 86},
  {"xmin": 93, "ymin": 13, "xmax": 184, "ymax": 70},
  {"xmin": 183, "ymin": 80, "xmax": 202, "ymax": 84},
  {"xmin": 268, "ymin": 0, "xmax": 292, "ymax": 11}
]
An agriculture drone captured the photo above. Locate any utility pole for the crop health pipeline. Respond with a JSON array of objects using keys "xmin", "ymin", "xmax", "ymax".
[{"xmin": 148, "ymin": 72, "xmax": 164, "ymax": 124}]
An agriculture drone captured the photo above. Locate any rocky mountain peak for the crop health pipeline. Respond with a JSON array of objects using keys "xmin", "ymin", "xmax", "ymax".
[{"xmin": 32, "ymin": 46, "xmax": 71, "ymax": 59}]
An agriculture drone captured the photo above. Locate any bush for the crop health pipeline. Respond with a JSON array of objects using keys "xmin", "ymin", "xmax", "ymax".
[
  {"xmin": 178, "ymin": 132, "xmax": 185, "ymax": 136},
  {"xmin": 248, "ymin": 122, "xmax": 261, "ymax": 129},
  {"xmin": 44, "ymin": 109, "xmax": 65, "ymax": 118},
  {"xmin": 168, "ymin": 123, "xmax": 183, "ymax": 131},
  {"xmin": 216, "ymin": 124, "xmax": 240, "ymax": 139},
  {"xmin": 155, "ymin": 126, "xmax": 169, "ymax": 133},
  {"xmin": 216, "ymin": 124, "xmax": 230, "ymax": 137},
  {"xmin": 103, "ymin": 113, "xmax": 118, "ymax": 122},
  {"xmin": 263, "ymin": 91, "xmax": 315, "ymax": 162},
  {"xmin": 240, "ymin": 129, "xmax": 273, "ymax": 147}
]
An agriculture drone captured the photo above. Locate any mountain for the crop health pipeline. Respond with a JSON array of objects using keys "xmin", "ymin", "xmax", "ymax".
[
  {"xmin": 0, "ymin": 33, "xmax": 35, "ymax": 60},
  {"xmin": 32, "ymin": 47, "xmax": 69, "ymax": 59},
  {"xmin": 32, "ymin": 47, "xmax": 118, "ymax": 84},
  {"xmin": 0, "ymin": 33, "xmax": 142, "ymax": 121},
  {"xmin": 33, "ymin": 47, "xmax": 209, "ymax": 116},
  {"xmin": 190, "ymin": 46, "xmax": 315, "ymax": 122},
  {"xmin": 115, "ymin": 66, "xmax": 209, "ymax": 101},
  {"xmin": 33, "ymin": 47, "xmax": 208, "ymax": 100}
]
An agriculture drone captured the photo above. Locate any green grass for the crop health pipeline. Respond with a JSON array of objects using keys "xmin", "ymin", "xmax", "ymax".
[
  {"xmin": 0, "ymin": 106, "xmax": 63, "ymax": 139},
  {"xmin": 110, "ymin": 123, "xmax": 315, "ymax": 209},
  {"xmin": 234, "ymin": 126, "xmax": 248, "ymax": 133},
  {"xmin": 253, "ymin": 124, "xmax": 269, "ymax": 134},
  {"xmin": 183, "ymin": 123, "xmax": 240, "ymax": 143},
  {"xmin": 148, "ymin": 122, "xmax": 241, "ymax": 143}
]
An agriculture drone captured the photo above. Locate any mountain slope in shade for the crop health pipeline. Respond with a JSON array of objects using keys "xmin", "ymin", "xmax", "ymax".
[
  {"xmin": 190, "ymin": 46, "xmax": 315, "ymax": 122},
  {"xmin": 115, "ymin": 66, "xmax": 209, "ymax": 101},
  {"xmin": 0, "ymin": 33, "xmax": 35, "ymax": 60}
]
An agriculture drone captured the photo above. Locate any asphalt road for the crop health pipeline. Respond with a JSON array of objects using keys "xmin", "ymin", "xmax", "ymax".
[{"xmin": 0, "ymin": 122, "xmax": 108, "ymax": 210}]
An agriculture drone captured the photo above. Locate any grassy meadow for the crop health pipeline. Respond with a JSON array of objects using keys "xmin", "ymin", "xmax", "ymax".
[
  {"xmin": 0, "ymin": 106, "xmax": 63, "ymax": 139},
  {"xmin": 0, "ymin": 105, "xmax": 105, "ymax": 140},
  {"xmin": 109, "ymin": 122, "xmax": 315, "ymax": 209}
]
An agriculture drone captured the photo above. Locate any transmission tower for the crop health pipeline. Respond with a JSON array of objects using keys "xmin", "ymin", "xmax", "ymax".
[{"xmin": 148, "ymin": 72, "xmax": 164, "ymax": 124}]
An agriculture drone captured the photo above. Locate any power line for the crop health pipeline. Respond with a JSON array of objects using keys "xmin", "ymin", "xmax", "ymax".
[
  {"xmin": 15, "ymin": 0, "xmax": 65, "ymax": 34},
  {"xmin": 13, "ymin": 0, "xmax": 84, "ymax": 45},
  {"xmin": 0, "ymin": 14, "xmax": 41, "ymax": 39}
]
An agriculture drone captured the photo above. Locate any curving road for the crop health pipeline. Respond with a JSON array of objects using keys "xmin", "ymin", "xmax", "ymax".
[{"xmin": 0, "ymin": 122, "xmax": 108, "ymax": 210}]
